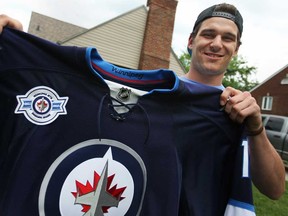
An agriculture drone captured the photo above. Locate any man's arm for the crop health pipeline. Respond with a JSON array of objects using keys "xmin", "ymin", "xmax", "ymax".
[
  {"xmin": 221, "ymin": 86, "xmax": 286, "ymax": 200},
  {"xmin": 0, "ymin": 14, "xmax": 23, "ymax": 33}
]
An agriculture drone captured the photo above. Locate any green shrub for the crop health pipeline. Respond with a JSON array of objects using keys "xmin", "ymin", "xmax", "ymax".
[{"xmin": 253, "ymin": 182, "xmax": 288, "ymax": 215}]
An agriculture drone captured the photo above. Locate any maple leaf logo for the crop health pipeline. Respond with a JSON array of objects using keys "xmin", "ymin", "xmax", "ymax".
[{"xmin": 71, "ymin": 161, "xmax": 126, "ymax": 215}]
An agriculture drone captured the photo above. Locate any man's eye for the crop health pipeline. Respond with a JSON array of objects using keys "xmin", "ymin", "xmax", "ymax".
[
  {"xmin": 223, "ymin": 37, "xmax": 235, "ymax": 42},
  {"xmin": 202, "ymin": 33, "xmax": 214, "ymax": 38},
  {"xmin": 222, "ymin": 34, "xmax": 236, "ymax": 42}
]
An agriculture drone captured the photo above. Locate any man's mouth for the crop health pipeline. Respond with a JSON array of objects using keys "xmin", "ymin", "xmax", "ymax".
[{"xmin": 205, "ymin": 52, "xmax": 224, "ymax": 58}]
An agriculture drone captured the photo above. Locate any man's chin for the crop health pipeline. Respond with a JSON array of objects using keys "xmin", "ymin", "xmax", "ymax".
[{"xmin": 203, "ymin": 67, "xmax": 225, "ymax": 76}]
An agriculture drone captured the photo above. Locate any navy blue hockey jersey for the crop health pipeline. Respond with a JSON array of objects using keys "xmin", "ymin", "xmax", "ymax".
[
  {"xmin": 0, "ymin": 28, "xmax": 255, "ymax": 216},
  {"xmin": 173, "ymin": 81, "xmax": 255, "ymax": 216}
]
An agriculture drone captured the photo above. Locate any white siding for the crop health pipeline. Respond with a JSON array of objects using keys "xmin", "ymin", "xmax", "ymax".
[
  {"xmin": 62, "ymin": 6, "xmax": 186, "ymax": 75},
  {"xmin": 169, "ymin": 51, "xmax": 186, "ymax": 76},
  {"xmin": 62, "ymin": 6, "xmax": 147, "ymax": 69}
]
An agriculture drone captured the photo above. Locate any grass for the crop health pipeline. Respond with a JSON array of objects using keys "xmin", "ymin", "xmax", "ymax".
[{"xmin": 253, "ymin": 181, "xmax": 288, "ymax": 215}]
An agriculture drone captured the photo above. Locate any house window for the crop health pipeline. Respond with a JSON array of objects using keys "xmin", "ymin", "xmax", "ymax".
[
  {"xmin": 281, "ymin": 74, "xmax": 288, "ymax": 85},
  {"xmin": 261, "ymin": 96, "xmax": 273, "ymax": 110}
]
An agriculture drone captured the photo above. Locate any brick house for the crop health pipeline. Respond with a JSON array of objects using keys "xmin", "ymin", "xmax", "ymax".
[
  {"xmin": 250, "ymin": 64, "xmax": 288, "ymax": 117},
  {"xmin": 27, "ymin": 0, "xmax": 185, "ymax": 76}
]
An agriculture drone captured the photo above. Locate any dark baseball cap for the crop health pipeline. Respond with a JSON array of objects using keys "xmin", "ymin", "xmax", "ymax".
[{"xmin": 188, "ymin": 3, "xmax": 243, "ymax": 55}]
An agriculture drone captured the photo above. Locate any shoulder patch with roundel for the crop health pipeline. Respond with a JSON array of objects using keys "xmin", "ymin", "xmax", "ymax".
[{"xmin": 15, "ymin": 86, "xmax": 69, "ymax": 125}]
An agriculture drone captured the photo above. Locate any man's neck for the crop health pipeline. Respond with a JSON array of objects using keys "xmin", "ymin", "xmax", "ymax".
[{"xmin": 184, "ymin": 71, "xmax": 224, "ymax": 87}]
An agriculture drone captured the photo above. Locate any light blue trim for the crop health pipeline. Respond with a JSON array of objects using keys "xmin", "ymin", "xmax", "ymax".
[
  {"xmin": 228, "ymin": 199, "xmax": 255, "ymax": 212},
  {"xmin": 85, "ymin": 47, "xmax": 180, "ymax": 94},
  {"xmin": 179, "ymin": 76, "xmax": 225, "ymax": 90}
]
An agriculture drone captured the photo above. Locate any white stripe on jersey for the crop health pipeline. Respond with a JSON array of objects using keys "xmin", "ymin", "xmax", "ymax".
[
  {"xmin": 224, "ymin": 199, "xmax": 256, "ymax": 216},
  {"xmin": 242, "ymin": 140, "xmax": 249, "ymax": 177}
]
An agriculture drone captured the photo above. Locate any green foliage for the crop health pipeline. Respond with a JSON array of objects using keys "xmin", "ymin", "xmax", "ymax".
[
  {"xmin": 223, "ymin": 55, "xmax": 259, "ymax": 91},
  {"xmin": 178, "ymin": 51, "xmax": 259, "ymax": 91},
  {"xmin": 253, "ymin": 183, "xmax": 288, "ymax": 216},
  {"xmin": 178, "ymin": 51, "xmax": 191, "ymax": 73}
]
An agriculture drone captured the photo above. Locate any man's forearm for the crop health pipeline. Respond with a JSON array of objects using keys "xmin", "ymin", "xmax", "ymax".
[{"xmin": 249, "ymin": 128, "xmax": 286, "ymax": 199}]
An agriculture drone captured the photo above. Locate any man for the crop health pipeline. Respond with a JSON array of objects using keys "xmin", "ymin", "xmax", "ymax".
[
  {"xmin": 180, "ymin": 3, "xmax": 285, "ymax": 201},
  {"xmin": 0, "ymin": 4, "xmax": 285, "ymax": 215}
]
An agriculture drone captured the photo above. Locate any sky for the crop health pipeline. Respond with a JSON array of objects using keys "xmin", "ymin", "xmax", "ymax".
[{"xmin": 1, "ymin": 0, "xmax": 288, "ymax": 82}]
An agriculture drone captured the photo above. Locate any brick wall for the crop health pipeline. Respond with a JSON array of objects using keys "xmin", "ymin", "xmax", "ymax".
[
  {"xmin": 251, "ymin": 66, "xmax": 288, "ymax": 116},
  {"xmin": 138, "ymin": 0, "xmax": 178, "ymax": 70}
]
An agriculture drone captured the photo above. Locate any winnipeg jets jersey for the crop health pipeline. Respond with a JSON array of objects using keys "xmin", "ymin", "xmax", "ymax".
[
  {"xmin": 0, "ymin": 28, "xmax": 255, "ymax": 216},
  {"xmin": 174, "ymin": 80, "xmax": 255, "ymax": 216}
]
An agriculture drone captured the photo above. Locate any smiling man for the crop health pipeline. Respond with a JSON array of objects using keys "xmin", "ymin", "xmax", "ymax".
[
  {"xmin": 0, "ymin": 3, "xmax": 285, "ymax": 216},
  {"xmin": 185, "ymin": 4, "xmax": 242, "ymax": 86},
  {"xmin": 180, "ymin": 2, "xmax": 285, "ymax": 207}
]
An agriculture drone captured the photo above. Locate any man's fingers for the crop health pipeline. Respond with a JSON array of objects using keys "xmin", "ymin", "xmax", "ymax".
[{"xmin": 0, "ymin": 14, "xmax": 23, "ymax": 33}]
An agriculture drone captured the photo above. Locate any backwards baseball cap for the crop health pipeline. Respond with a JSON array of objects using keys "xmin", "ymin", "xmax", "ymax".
[{"xmin": 188, "ymin": 3, "xmax": 243, "ymax": 55}]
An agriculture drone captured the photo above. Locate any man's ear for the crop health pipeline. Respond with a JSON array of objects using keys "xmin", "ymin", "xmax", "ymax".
[
  {"xmin": 187, "ymin": 34, "xmax": 194, "ymax": 55},
  {"xmin": 233, "ymin": 45, "xmax": 240, "ymax": 57},
  {"xmin": 188, "ymin": 34, "xmax": 194, "ymax": 50},
  {"xmin": 234, "ymin": 40, "xmax": 242, "ymax": 55}
]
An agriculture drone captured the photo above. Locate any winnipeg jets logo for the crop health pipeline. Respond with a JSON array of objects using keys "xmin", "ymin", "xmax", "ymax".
[
  {"xmin": 15, "ymin": 86, "xmax": 68, "ymax": 125},
  {"xmin": 71, "ymin": 161, "xmax": 126, "ymax": 215},
  {"xmin": 39, "ymin": 139, "xmax": 146, "ymax": 216}
]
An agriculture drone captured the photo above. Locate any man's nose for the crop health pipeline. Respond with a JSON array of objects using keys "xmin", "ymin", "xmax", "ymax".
[{"xmin": 210, "ymin": 35, "xmax": 223, "ymax": 50}]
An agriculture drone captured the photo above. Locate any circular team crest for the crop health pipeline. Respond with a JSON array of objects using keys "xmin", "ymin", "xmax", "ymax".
[
  {"xmin": 38, "ymin": 139, "xmax": 147, "ymax": 216},
  {"xmin": 14, "ymin": 86, "xmax": 68, "ymax": 125}
]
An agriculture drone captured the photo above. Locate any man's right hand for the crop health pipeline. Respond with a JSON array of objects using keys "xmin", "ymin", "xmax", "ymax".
[{"xmin": 0, "ymin": 14, "xmax": 23, "ymax": 33}]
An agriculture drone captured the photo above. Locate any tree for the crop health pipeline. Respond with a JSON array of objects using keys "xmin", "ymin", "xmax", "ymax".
[
  {"xmin": 224, "ymin": 55, "xmax": 259, "ymax": 91},
  {"xmin": 178, "ymin": 52, "xmax": 259, "ymax": 91},
  {"xmin": 178, "ymin": 51, "xmax": 191, "ymax": 72}
]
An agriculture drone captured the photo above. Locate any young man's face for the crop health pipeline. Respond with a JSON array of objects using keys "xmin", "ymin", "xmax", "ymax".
[{"xmin": 188, "ymin": 17, "xmax": 239, "ymax": 83}]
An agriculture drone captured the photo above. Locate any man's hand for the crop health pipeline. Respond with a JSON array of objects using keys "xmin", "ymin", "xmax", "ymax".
[
  {"xmin": 220, "ymin": 86, "xmax": 262, "ymax": 133},
  {"xmin": 221, "ymin": 87, "xmax": 285, "ymax": 200},
  {"xmin": 0, "ymin": 14, "xmax": 23, "ymax": 33}
]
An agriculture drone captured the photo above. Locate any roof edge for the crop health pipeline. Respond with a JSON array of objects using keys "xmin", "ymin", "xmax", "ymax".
[
  {"xmin": 250, "ymin": 64, "xmax": 288, "ymax": 92},
  {"xmin": 60, "ymin": 5, "xmax": 147, "ymax": 44}
]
